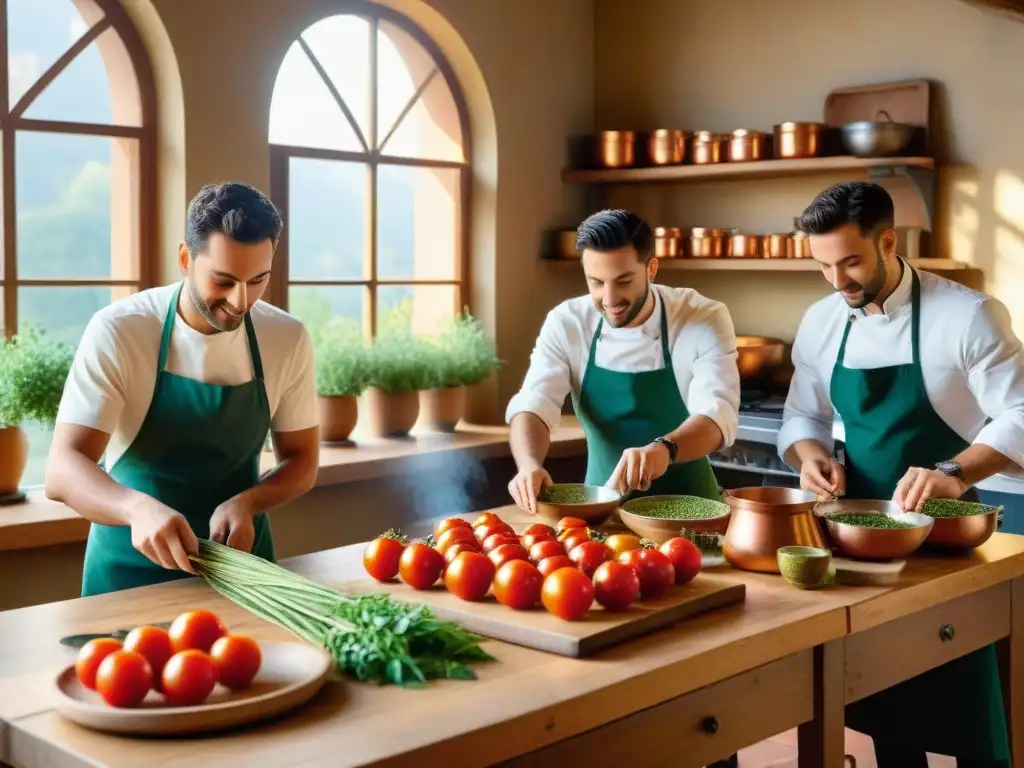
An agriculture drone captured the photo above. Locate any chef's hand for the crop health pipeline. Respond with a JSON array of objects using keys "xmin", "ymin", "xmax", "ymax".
[
  {"xmin": 894, "ymin": 467, "xmax": 967, "ymax": 512},
  {"xmin": 606, "ymin": 442, "xmax": 671, "ymax": 494},
  {"xmin": 128, "ymin": 498, "xmax": 198, "ymax": 572},
  {"xmin": 508, "ymin": 464, "xmax": 552, "ymax": 515},
  {"xmin": 209, "ymin": 498, "xmax": 257, "ymax": 553},
  {"xmin": 800, "ymin": 456, "xmax": 847, "ymax": 501}
]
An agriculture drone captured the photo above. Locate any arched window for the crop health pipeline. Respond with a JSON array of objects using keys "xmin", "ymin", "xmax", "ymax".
[
  {"xmin": 1, "ymin": 0, "xmax": 155, "ymax": 484},
  {"xmin": 268, "ymin": 6, "xmax": 470, "ymax": 339}
]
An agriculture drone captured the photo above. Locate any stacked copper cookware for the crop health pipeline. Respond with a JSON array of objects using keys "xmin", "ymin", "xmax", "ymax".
[{"xmin": 651, "ymin": 227, "xmax": 812, "ymax": 260}]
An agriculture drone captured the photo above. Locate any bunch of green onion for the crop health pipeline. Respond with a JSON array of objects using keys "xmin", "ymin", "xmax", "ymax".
[{"xmin": 189, "ymin": 539, "xmax": 495, "ymax": 687}]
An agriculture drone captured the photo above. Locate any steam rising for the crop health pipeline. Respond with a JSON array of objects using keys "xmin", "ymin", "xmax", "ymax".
[{"xmin": 395, "ymin": 449, "xmax": 489, "ymax": 523}]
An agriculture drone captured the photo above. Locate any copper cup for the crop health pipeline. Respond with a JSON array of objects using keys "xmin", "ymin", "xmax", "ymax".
[
  {"xmin": 792, "ymin": 231, "xmax": 812, "ymax": 258},
  {"xmin": 688, "ymin": 227, "xmax": 730, "ymax": 258},
  {"xmin": 727, "ymin": 233, "xmax": 763, "ymax": 258},
  {"xmin": 773, "ymin": 122, "xmax": 825, "ymax": 159},
  {"xmin": 647, "ymin": 130, "xmax": 686, "ymax": 165},
  {"xmin": 654, "ymin": 227, "xmax": 682, "ymax": 258},
  {"xmin": 690, "ymin": 131, "xmax": 725, "ymax": 164},
  {"xmin": 762, "ymin": 233, "xmax": 793, "ymax": 259},
  {"xmin": 728, "ymin": 129, "xmax": 768, "ymax": 162},
  {"xmin": 596, "ymin": 130, "xmax": 635, "ymax": 168}
]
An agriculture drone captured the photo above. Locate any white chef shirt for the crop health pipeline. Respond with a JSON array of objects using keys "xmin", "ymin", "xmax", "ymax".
[
  {"xmin": 778, "ymin": 259, "xmax": 1024, "ymax": 478},
  {"xmin": 56, "ymin": 281, "xmax": 319, "ymax": 469},
  {"xmin": 505, "ymin": 285, "xmax": 741, "ymax": 447}
]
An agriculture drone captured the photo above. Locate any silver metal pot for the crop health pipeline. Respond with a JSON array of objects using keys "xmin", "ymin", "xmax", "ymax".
[{"xmin": 840, "ymin": 110, "xmax": 915, "ymax": 158}]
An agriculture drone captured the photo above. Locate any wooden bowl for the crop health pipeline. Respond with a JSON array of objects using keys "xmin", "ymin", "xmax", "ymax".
[
  {"xmin": 535, "ymin": 483, "xmax": 622, "ymax": 527},
  {"xmin": 619, "ymin": 495, "xmax": 731, "ymax": 544},
  {"xmin": 921, "ymin": 499, "xmax": 1003, "ymax": 550},
  {"xmin": 54, "ymin": 641, "xmax": 333, "ymax": 736},
  {"xmin": 815, "ymin": 500, "xmax": 933, "ymax": 560}
]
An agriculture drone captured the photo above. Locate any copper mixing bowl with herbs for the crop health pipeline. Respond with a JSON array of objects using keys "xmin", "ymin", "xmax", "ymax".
[
  {"xmin": 619, "ymin": 495, "xmax": 731, "ymax": 542},
  {"xmin": 920, "ymin": 498, "xmax": 1003, "ymax": 550},
  {"xmin": 535, "ymin": 483, "xmax": 621, "ymax": 526},
  {"xmin": 815, "ymin": 499, "xmax": 933, "ymax": 560}
]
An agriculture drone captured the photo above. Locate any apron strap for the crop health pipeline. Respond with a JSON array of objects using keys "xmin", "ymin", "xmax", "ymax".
[
  {"xmin": 909, "ymin": 267, "xmax": 922, "ymax": 365},
  {"xmin": 157, "ymin": 282, "xmax": 183, "ymax": 374},
  {"xmin": 243, "ymin": 312, "xmax": 265, "ymax": 381},
  {"xmin": 656, "ymin": 288, "xmax": 671, "ymax": 363}
]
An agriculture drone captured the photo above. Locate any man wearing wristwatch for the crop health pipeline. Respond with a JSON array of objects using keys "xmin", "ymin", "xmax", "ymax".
[
  {"xmin": 505, "ymin": 209, "xmax": 740, "ymax": 512},
  {"xmin": 779, "ymin": 182, "xmax": 1024, "ymax": 768}
]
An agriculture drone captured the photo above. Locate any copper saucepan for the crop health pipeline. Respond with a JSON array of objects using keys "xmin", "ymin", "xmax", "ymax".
[{"xmin": 735, "ymin": 336, "xmax": 786, "ymax": 381}]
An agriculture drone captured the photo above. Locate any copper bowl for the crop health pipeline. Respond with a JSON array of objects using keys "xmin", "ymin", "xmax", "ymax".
[
  {"xmin": 762, "ymin": 233, "xmax": 793, "ymax": 259},
  {"xmin": 728, "ymin": 129, "xmax": 768, "ymax": 162},
  {"xmin": 727, "ymin": 233, "xmax": 763, "ymax": 259},
  {"xmin": 535, "ymin": 483, "xmax": 622, "ymax": 527},
  {"xmin": 556, "ymin": 230, "xmax": 579, "ymax": 259},
  {"xmin": 921, "ymin": 499, "xmax": 1004, "ymax": 550},
  {"xmin": 688, "ymin": 227, "xmax": 730, "ymax": 258},
  {"xmin": 596, "ymin": 131, "xmax": 635, "ymax": 168},
  {"xmin": 619, "ymin": 495, "xmax": 732, "ymax": 543},
  {"xmin": 773, "ymin": 122, "xmax": 826, "ymax": 159},
  {"xmin": 654, "ymin": 227, "xmax": 682, "ymax": 258},
  {"xmin": 815, "ymin": 499, "xmax": 933, "ymax": 560},
  {"xmin": 647, "ymin": 129, "xmax": 686, "ymax": 165},
  {"xmin": 723, "ymin": 487, "xmax": 826, "ymax": 573},
  {"xmin": 690, "ymin": 131, "xmax": 725, "ymax": 165},
  {"xmin": 792, "ymin": 231, "xmax": 812, "ymax": 258},
  {"xmin": 735, "ymin": 336, "xmax": 786, "ymax": 380}
]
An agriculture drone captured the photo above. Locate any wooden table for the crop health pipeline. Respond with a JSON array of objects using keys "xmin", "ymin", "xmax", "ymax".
[{"xmin": 1, "ymin": 505, "xmax": 1023, "ymax": 767}]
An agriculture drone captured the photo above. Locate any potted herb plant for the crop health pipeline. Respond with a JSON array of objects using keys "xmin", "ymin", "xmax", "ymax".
[
  {"xmin": 364, "ymin": 303, "xmax": 433, "ymax": 438},
  {"xmin": 313, "ymin": 319, "xmax": 371, "ymax": 444},
  {"xmin": 0, "ymin": 324, "xmax": 74, "ymax": 498}
]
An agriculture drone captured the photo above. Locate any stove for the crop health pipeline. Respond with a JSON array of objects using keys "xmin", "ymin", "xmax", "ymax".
[{"xmin": 710, "ymin": 390, "xmax": 799, "ymax": 488}]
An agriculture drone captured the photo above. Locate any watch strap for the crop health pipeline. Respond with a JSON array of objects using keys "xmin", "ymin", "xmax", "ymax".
[
  {"xmin": 935, "ymin": 460, "xmax": 963, "ymax": 477},
  {"xmin": 653, "ymin": 436, "xmax": 678, "ymax": 464}
]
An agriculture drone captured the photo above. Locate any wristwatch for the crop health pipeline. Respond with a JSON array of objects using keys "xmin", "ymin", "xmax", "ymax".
[
  {"xmin": 653, "ymin": 436, "xmax": 678, "ymax": 464},
  {"xmin": 935, "ymin": 460, "xmax": 963, "ymax": 477}
]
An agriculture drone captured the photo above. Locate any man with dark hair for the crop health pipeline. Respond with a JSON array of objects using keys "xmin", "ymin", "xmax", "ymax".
[
  {"xmin": 781, "ymin": 181, "xmax": 1024, "ymax": 767},
  {"xmin": 47, "ymin": 181, "xmax": 320, "ymax": 597},
  {"xmin": 506, "ymin": 208, "xmax": 740, "ymax": 512}
]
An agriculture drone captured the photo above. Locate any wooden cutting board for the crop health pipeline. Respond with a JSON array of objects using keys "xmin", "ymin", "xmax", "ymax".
[{"xmin": 339, "ymin": 573, "xmax": 746, "ymax": 658}]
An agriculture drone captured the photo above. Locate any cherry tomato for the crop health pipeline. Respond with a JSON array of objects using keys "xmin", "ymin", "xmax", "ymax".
[
  {"xmin": 561, "ymin": 530, "xmax": 591, "ymax": 554},
  {"xmin": 605, "ymin": 534, "xmax": 642, "ymax": 556},
  {"xmin": 75, "ymin": 637, "xmax": 123, "ymax": 690},
  {"xmin": 488, "ymin": 543, "xmax": 530, "ymax": 570},
  {"xmin": 443, "ymin": 541, "xmax": 479, "ymax": 569},
  {"xmin": 95, "ymin": 650, "xmax": 153, "ymax": 708},
  {"xmin": 123, "ymin": 626, "xmax": 174, "ymax": 685},
  {"xmin": 592, "ymin": 560, "xmax": 640, "ymax": 612},
  {"xmin": 472, "ymin": 512, "xmax": 501, "ymax": 530},
  {"xmin": 363, "ymin": 535, "xmax": 406, "ymax": 582},
  {"xmin": 541, "ymin": 568, "xmax": 595, "ymax": 621},
  {"xmin": 434, "ymin": 516, "xmax": 472, "ymax": 540},
  {"xmin": 529, "ymin": 539, "xmax": 566, "ymax": 563},
  {"xmin": 537, "ymin": 555, "xmax": 577, "ymax": 578},
  {"xmin": 556, "ymin": 526, "xmax": 586, "ymax": 542},
  {"xmin": 493, "ymin": 560, "xmax": 543, "ymax": 610},
  {"xmin": 523, "ymin": 523, "xmax": 556, "ymax": 538},
  {"xmin": 557, "ymin": 517, "xmax": 588, "ymax": 533},
  {"xmin": 660, "ymin": 537, "xmax": 703, "ymax": 585},
  {"xmin": 210, "ymin": 635, "xmax": 262, "ymax": 690},
  {"xmin": 521, "ymin": 532, "xmax": 556, "ymax": 550},
  {"xmin": 619, "ymin": 549, "xmax": 675, "ymax": 599},
  {"xmin": 399, "ymin": 542, "xmax": 445, "ymax": 589},
  {"xmin": 161, "ymin": 649, "xmax": 218, "ymax": 706},
  {"xmin": 444, "ymin": 551, "xmax": 496, "ymax": 601},
  {"xmin": 475, "ymin": 520, "xmax": 513, "ymax": 543},
  {"xmin": 169, "ymin": 609, "xmax": 228, "ymax": 654},
  {"xmin": 482, "ymin": 532, "xmax": 519, "ymax": 553},
  {"xmin": 569, "ymin": 540, "xmax": 613, "ymax": 578},
  {"xmin": 436, "ymin": 526, "xmax": 477, "ymax": 553}
]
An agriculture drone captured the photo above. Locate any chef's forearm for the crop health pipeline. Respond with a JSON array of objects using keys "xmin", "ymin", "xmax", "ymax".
[
  {"xmin": 664, "ymin": 415, "xmax": 723, "ymax": 463},
  {"xmin": 510, "ymin": 412, "xmax": 550, "ymax": 471},
  {"xmin": 230, "ymin": 452, "xmax": 319, "ymax": 516},
  {"xmin": 45, "ymin": 450, "xmax": 150, "ymax": 527},
  {"xmin": 952, "ymin": 443, "xmax": 1014, "ymax": 487},
  {"xmin": 784, "ymin": 438, "xmax": 832, "ymax": 470}
]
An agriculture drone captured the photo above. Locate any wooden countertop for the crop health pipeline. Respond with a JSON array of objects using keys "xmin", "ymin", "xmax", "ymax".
[{"xmin": 0, "ymin": 417, "xmax": 586, "ymax": 554}]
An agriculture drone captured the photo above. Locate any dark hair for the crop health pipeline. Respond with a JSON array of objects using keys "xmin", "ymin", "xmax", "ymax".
[
  {"xmin": 575, "ymin": 209, "xmax": 654, "ymax": 262},
  {"xmin": 795, "ymin": 182, "xmax": 894, "ymax": 237},
  {"xmin": 185, "ymin": 181, "xmax": 283, "ymax": 254}
]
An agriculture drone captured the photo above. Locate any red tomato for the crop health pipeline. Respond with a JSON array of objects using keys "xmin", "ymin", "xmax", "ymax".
[
  {"xmin": 660, "ymin": 537, "xmax": 703, "ymax": 585},
  {"xmin": 399, "ymin": 542, "xmax": 445, "ymax": 589},
  {"xmin": 444, "ymin": 551, "xmax": 496, "ymax": 601},
  {"xmin": 210, "ymin": 635, "xmax": 262, "ymax": 690},
  {"xmin": 488, "ymin": 543, "xmax": 530, "ymax": 570},
  {"xmin": 557, "ymin": 517, "xmax": 588, "ymax": 533},
  {"xmin": 561, "ymin": 530, "xmax": 591, "ymax": 554},
  {"xmin": 75, "ymin": 637, "xmax": 123, "ymax": 690},
  {"xmin": 482, "ymin": 532, "xmax": 519, "ymax": 553},
  {"xmin": 541, "ymin": 568, "xmax": 595, "ymax": 621},
  {"xmin": 474, "ymin": 520, "xmax": 513, "ymax": 543},
  {"xmin": 363, "ymin": 536, "xmax": 406, "ymax": 582},
  {"xmin": 592, "ymin": 560, "xmax": 640, "ymax": 612},
  {"xmin": 443, "ymin": 541, "xmax": 479, "ymax": 568},
  {"xmin": 123, "ymin": 626, "xmax": 174, "ymax": 685},
  {"xmin": 436, "ymin": 526, "xmax": 476, "ymax": 553},
  {"xmin": 472, "ymin": 512, "xmax": 502, "ymax": 530},
  {"xmin": 569, "ymin": 540, "xmax": 613, "ymax": 578},
  {"xmin": 493, "ymin": 560, "xmax": 543, "ymax": 610},
  {"xmin": 161, "ymin": 650, "xmax": 217, "ymax": 706},
  {"xmin": 169, "ymin": 609, "xmax": 228, "ymax": 654},
  {"xmin": 95, "ymin": 650, "xmax": 152, "ymax": 708},
  {"xmin": 529, "ymin": 539, "xmax": 566, "ymax": 562},
  {"xmin": 523, "ymin": 523, "xmax": 556, "ymax": 538},
  {"xmin": 537, "ymin": 555, "xmax": 577, "ymax": 578},
  {"xmin": 619, "ymin": 549, "xmax": 675, "ymax": 599},
  {"xmin": 434, "ymin": 516, "xmax": 472, "ymax": 540},
  {"xmin": 521, "ymin": 532, "xmax": 556, "ymax": 550}
]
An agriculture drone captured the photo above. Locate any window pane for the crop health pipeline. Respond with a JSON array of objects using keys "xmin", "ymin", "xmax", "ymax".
[
  {"xmin": 17, "ymin": 132, "xmax": 139, "ymax": 280},
  {"xmin": 289, "ymin": 284, "xmax": 366, "ymax": 343},
  {"xmin": 377, "ymin": 165, "xmax": 459, "ymax": 281},
  {"xmin": 376, "ymin": 19, "xmax": 434, "ymax": 150},
  {"xmin": 302, "ymin": 15, "xmax": 371, "ymax": 147},
  {"xmin": 377, "ymin": 284, "xmax": 457, "ymax": 337},
  {"xmin": 380, "ymin": 68, "xmax": 462, "ymax": 162},
  {"xmin": 288, "ymin": 158, "xmax": 366, "ymax": 281},
  {"xmin": 18, "ymin": 285, "xmax": 126, "ymax": 346},
  {"xmin": 21, "ymin": 421, "xmax": 51, "ymax": 488}
]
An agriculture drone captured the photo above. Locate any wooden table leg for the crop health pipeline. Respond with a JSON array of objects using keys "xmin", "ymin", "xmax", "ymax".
[
  {"xmin": 798, "ymin": 639, "xmax": 845, "ymax": 768},
  {"xmin": 998, "ymin": 576, "xmax": 1024, "ymax": 767}
]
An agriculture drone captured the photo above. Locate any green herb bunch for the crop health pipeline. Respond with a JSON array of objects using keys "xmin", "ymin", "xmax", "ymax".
[
  {"xmin": 0, "ymin": 323, "xmax": 74, "ymax": 428},
  {"xmin": 421, "ymin": 308, "xmax": 503, "ymax": 390},
  {"xmin": 367, "ymin": 300, "xmax": 435, "ymax": 394},
  {"xmin": 313, "ymin": 319, "xmax": 373, "ymax": 398}
]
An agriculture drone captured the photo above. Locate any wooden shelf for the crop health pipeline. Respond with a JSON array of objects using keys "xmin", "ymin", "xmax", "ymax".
[
  {"xmin": 562, "ymin": 156, "xmax": 935, "ymax": 184},
  {"xmin": 543, "ymin": 257, "xmax": 967, "ymax": 272}
]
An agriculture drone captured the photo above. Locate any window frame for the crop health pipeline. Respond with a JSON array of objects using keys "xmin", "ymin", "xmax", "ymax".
[
  {"xmin": 267, "ymin": 2, "xmax": 472, "ymax": 337},
  {"xmin": 0, "ymin": 0, "xmax": 158, "ymax": 337}
]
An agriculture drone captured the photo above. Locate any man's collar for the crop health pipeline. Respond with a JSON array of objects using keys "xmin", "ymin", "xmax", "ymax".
[{"xmin": 854, "ymin": 257, "xmax": 912, "ymax": 317}]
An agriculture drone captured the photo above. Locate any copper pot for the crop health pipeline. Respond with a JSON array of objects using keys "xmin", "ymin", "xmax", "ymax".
[
  {"xmin": 762, "ymin": 233, "xmax": 793, "ymax": 259},
  {"xmin": 688, "ymin": 227, "xmax": 730, "ymax": 258},
  {"xmin": 690, "ymin": 131, "xmax": 725, "ymax": 164},
  {"xmin": 654, "ymin": 227, "xmax": 682, "ymax": 258},
  {"xmin": 735, "ymin": 335, "xmax": 786, "ymax": 380},
  {"xmin": 723, "ymin": 487, "xmax": 827, "ymax": 573},
  {"xmin": 556, "ymin": 229, "xmax": 579, "ymax": 259},
  {"xmin": 728, "ymin": 129, "xmax": 768, "ymax": 162},
  {"xmin": 791, "ymin": 231, "xmax": 812, "ymax": 258},
  {"xmin": 773, "ymin": 122, "xmax": 826, "ymax": 159},
  {"xmin": 647, "ymin": 129, "xmax": 686, "ymax": 165},
  {"xmin": 726, "ymin": 233, "xmax": 763, "ymax": 258},
  {"xmin": 596, "ymin": 130, "xmax": 635, "ymax": 168}
]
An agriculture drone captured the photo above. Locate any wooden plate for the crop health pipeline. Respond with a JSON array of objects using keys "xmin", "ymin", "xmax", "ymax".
[{"xmin": 53, "ymin": 641, "xmax": 333, "ymax": 736}]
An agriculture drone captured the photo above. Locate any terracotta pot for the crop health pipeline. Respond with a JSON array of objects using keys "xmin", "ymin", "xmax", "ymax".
[
  {"xmin": 419, "ymin": 385, "xmax": 466, "ymax": 433},
  {"xmin": 0, "ymin": 426, "xmax": 28, "ymax": 495},
  {"xmin": 363, "ymin": 388, "xmax": 420, "ymax": 438},
  {"xmin": 318, "ymin": 395, "xmax": 359, "ymax": 443}
]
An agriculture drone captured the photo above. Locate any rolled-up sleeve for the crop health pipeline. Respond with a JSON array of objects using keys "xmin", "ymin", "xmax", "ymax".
[
  {"xmin": 778, "ymin": 317, "xmax": 835, "ymax": 467},
  {"xmin": 504, "ymin": 310, "xmax": 572, "ymax": 433},
  {"xmin": 684, "ymin": 304, "xmax": 740, "ymax": 448},
  {"xmin": 963, "ymin": 296, "xmax": 1024, "ymax": 476}
]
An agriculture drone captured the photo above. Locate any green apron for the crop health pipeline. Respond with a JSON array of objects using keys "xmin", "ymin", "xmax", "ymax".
[
  {"xmin": 81, "ymin": 281, "xmax": 275, "ymax": 597},
  {"xmin": 831, "ymin": 269, "xmax": 1009, "ymax": 762},
  {"xmin": 572, "ymin": 289, "xmax": 721, "ymax": 500}
]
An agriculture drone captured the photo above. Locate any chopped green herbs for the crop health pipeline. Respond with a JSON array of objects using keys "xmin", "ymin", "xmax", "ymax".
[
  {"xmin": 922, "ymin": 499, "xmax": 996, "ymax": 519},
  {"xmin": 624, "ymin": 496, "xmax": 728, "ymax": 520},
  {"xmin": 826, "ymin": 513, "xmax": 915, "ymax": 530},
  {"xmin": 538, "ymin": 485, "xmax": 590, "ymax": 504}
]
